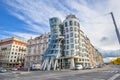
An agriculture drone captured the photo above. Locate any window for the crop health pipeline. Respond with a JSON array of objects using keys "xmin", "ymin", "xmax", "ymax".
[
  {"xmin": 75, "ymin": 34, "xmax": 77, "ymax": 38},
  {"xmin": 65, "ymin": 22, "xmax": 67, "ymax": 27},
  {"xmin": 53, "ymin": 45, "xmax": 56, "ymax": 48},
  {"xmin": 55, "ymin": 40, "xmax": 57, "ymax": 43},
  {"xmin": 74, "ymin": 21, "xmax": 77, "ymax": 26},
  {"xmin": 82, "ymin": 59, "xmax": 84, "ymax": 61},
  {"xmin": 63, "ymin": 30, "xmax": 65, "ymax": 34},
  {"xmin": 67, "ymin": 40, "xmax": 69, "ymax": 44},
  {"xmin": 10, "ymin": 60, "xmax": 12, "ymax": 62},
  {"xmin": 70, "ymin": 33, "xmax": 73, "ymax": 37},
  {"xmin": 11, "ymin": 56, "xmax": 13, "ymax": 58},
  {"xmin": 71, "ymin": 50, "xmax": 74, "ymax": 54},
  {"xmin": 71, "ymin": 44, "xmax": 74, "ymax": 48},
  {"xmin": 51, "ymin": 18, "xmax": 56, "ymax": 23},
  {"xmin": 82, "ymin": 49, "xmax": 84, "ymax": 52},
  {"xmin": 79, "ymin": 47, "xmax": 81, "ymax": 51},
  {"xmin": 67, "ymin": 45, "xmax": 69, "ymax": 49},
  {"xmin": 70, "ymin": 38, "xmax": 74, "ymax": 43},
  {"xmin": 70, "ymin": 27, "xmax": 73, "ymax": 31},
  {"xmin": 75, "ymin": 45, "xmax": 78, "ymax": 49},
  {"xmin": 75, "ymin": 40, "xmax": 78, "ymax": 44},
  {"xmin": 69, "ymin": 20, "xmax": 73, "ymax": 26},
  {"xmin": 66, "ymin": 51, "xmax": 69, "ymax": 55},
  {"xmin": 66, "ymin": 34, "xmax": 69, "ymax": 38},
  {"xmin": 74, "ymin": 27, "xmax": 77, "ymax": 31},
  {"xmin": 66, "ymin": 28, "xmax": 68, "ymax": 32},
  {"xmin": 79, "ymin": 59, "xmax": 81, "ymax": 61}
]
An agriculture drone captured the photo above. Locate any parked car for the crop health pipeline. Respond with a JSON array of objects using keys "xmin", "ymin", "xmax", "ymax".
[
  {"xmin": 84, "ymin": 66, "xmax": 94, "ymax": 69},
  {"xmin": 16, "ymin": 65, "xmax": 23, "ymax": 70},
  {"xmin": 0, "ymin": 67, "xmax": 7, "ymax": 73},
  {"xmin": 31, "ymin": 64, "xmax": 41, "ymax": 70},
  {"xmin": 83, "ymin": 67, "xmax": 87, "ymax": 70},
  {"xmin": 89, "ymin": 66, "xmax": 94, "ymax": 69},
  {"xmin": 11, "ymin": 68, "xmax": 18, "ymax": 71},
  {"xmin": 75, "ymin": 64, "xmax": 83, "ymax": 70}
]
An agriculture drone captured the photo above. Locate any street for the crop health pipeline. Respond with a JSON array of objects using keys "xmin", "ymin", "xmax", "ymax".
[{"xmin": 0, "ymin": 65, "xmax": 120, "ymax": 80}]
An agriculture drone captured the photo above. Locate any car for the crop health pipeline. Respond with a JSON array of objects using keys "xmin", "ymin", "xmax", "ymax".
[
  {"xmin": 16, "ymin": 65, "xmax": 23, "ymax": 70},
  {"xmin": 90, "ymin": 66, "xmax": 94, "ymax": 69},
  {"xmin": 11, "ymin": 68, "xmax": 18, "ymax": 71},
  {"xmin": 82, "ymin": 67, "xmax": 87, "ymax": 70},
  {"xmin": 84, "ymin": 66, "xmax": 94, "ymax": 69},
  {"xmin": 0, "ymin": 67, "xmax": 7, "ymax": 73},
  {"xmin": 85, "ymin": 66, "xmax": 91, "ymax": 69},
  {"xmin": 31, "ymin": 64, "xmax": 40, "ymax": 70},
  {"xmin": 75, "ymin": 64, "xmax": 83, "ymax": 70}
]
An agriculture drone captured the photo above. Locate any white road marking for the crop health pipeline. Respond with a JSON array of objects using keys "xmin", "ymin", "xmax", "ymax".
[
  {"xmin": 107, "ymin": 74, "xmax": 120, "ymax": 80},
  {"xmin": 101, "ymin": 70, "xmax": 119, "ymax": 73},
  {"xmin": 93, "ymin": 78, "xmax": 105, "ymax": 80}
]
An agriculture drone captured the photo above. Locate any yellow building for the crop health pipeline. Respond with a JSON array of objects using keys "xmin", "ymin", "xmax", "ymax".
[{"xmin": 110, "ymin": 57, "xmax": 120, "ymax": 65}]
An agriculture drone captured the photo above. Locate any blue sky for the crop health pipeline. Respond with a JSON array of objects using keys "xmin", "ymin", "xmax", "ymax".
[{"xmin": 0, "ymin": 0, "xmax": 120, "ymax": 62}]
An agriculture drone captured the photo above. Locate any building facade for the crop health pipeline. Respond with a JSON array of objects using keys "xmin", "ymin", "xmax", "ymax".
[
  {"xmin": 0, "ymin": 37, "xmax": 27, "ymax": 68},
  {"xmin": 41, "ymin": 14, "xmax": 104, "ymax": 70},
  {"xmin": 24, "ymin": 33, "xmax": 50, "ymax": 68},
  {"xmin": 63, "ymin": 15, "xmax": 91, "ymax": 69}
]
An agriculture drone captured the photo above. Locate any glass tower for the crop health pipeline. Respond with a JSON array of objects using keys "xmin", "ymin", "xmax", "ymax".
[{"xmin": 41, "ymin": 17, "xmax": 64, "ymax": 70}]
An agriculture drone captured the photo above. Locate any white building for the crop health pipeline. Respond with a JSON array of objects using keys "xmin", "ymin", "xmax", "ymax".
[
  {"xmin": 62, "ymin": 15, "xmax": 90, "ymax": 69},
  {"xmin": 24, "ymin": 33, "xmax": 50, "ymax": 68},
  {"xmin": 0, "ymin": 37, "xmax": 27, "ymax": 68}
]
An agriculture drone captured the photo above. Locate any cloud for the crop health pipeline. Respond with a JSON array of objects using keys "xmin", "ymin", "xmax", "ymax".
[
  {"xmin": 100, "ymin": 37, "xmax": 109, "ymax": 42},
  {"xmin": 103, "ymin": 57, "xmax": 117, "ymax": 63},
  {"xmin": 4, "ymin": 31, "xmax": 39, "ymax": 40},
  {"xmin": 2, "ymin": 0, "xmax": 120, "ymax": 51}
]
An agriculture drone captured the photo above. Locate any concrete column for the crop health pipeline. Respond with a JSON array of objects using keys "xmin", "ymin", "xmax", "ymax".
[{"xmin": 70, "ymin": 58, "xmax": 75, "ymax": 69}]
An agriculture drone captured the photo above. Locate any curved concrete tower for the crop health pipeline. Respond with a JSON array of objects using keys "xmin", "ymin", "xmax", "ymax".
[{"xmin": 62, "ymin": 15, "xmax": 90, "ymax": 69}]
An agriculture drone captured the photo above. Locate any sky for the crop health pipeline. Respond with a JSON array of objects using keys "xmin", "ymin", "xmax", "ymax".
[{"xmin": 0, "ymin": 0, "xmax": 120, "ymax": 62}]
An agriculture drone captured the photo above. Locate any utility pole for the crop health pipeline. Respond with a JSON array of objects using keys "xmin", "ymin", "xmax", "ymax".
[
  {"xmin": 110, "ymin": 12, "xmax": 120, "ymax": 45},
  {"xmin": 110, "ymin": 12, "xmax": 120, "ymax": 58}
]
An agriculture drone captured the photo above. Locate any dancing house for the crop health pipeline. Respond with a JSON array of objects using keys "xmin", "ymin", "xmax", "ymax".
[{"xmin": 41, "ymin": 15, "xmax": 104, "ymax": 70}]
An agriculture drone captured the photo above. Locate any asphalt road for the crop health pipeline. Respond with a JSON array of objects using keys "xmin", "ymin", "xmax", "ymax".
[{"xmin": 0, "ymin": 65, "xmax": 120, "ymax": 80}]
